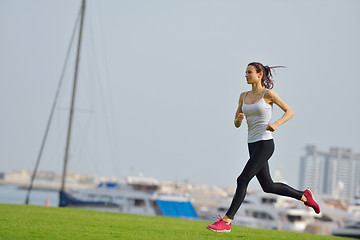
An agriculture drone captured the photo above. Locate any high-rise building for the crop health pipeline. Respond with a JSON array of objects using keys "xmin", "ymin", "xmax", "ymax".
[{"xmin": 299, "ymin": 145, "xmax": 360, "ymax": 200}]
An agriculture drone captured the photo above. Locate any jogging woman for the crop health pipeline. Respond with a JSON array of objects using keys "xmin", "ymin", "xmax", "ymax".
[{"xmin": 206, "ymin": 62, "xmax": 320, "ymax": 233}]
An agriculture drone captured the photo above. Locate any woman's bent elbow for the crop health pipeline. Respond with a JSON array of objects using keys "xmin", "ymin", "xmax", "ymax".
[{"xmin": 289, "ymin": 110, "xmax": 295, "ymax": 119}]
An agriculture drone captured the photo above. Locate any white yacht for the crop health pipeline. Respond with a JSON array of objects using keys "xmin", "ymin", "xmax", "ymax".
[
  {"xmin": 331, "ymin": 195, "xmax": 360, "ymax": 238},
  {"xmin": 59, "ymin": 176, "xmax": 198, "ymax": 219},
  {"xmin": 332, "ymin": 218, "xmax": 360, "ymax": 238}
]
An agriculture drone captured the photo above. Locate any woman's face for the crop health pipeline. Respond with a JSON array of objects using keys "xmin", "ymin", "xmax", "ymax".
[{"xmin": 245, "ymin": 65, "xmax": 262, "ymax": 85}]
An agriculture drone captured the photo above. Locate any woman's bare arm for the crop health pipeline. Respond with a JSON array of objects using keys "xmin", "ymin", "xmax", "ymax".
[
  {"xmin": 265, "ymin": 89, "xmax": 294, "ymax": 132},
  {"xmin": 234, "ymin": 92, "xmax": 246, "ymax": 128}
]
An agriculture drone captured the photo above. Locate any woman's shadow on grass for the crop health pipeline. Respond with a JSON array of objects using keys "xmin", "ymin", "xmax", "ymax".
[{"xmin": 201, "ymin": 229, "xmax": 246, "ymax": 239}]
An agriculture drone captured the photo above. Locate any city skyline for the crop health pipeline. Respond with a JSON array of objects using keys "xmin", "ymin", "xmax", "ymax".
[
  {"xmin": 3, "ymin": 143, "xmax": 360, "ymax": 192},
  {"xmin": 300, "ymin": 145, "xmax": 360, "ymax": 200}
]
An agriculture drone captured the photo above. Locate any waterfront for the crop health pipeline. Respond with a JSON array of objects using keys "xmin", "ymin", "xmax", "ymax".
[{"xmin": 0, "ymin": 185, "xmax": 59, "ymax": 207}]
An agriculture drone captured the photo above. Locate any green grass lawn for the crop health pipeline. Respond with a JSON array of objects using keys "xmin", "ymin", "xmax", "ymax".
[{"xmin": 0, "ymin": 204, "xmax": 352, "ymax": 240}]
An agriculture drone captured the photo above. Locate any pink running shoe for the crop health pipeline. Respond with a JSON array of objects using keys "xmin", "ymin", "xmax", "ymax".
[
  {"xmin": 303, "ymin": 189, "xmax": 320, "ymax": 214},
  {"xmin": 206, "ymin": 215, "xmax": 231, "ymax": 233}
]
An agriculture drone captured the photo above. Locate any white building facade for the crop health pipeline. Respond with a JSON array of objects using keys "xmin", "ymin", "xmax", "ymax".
[{"xmin": 299, "ymin": 145, "xmax": 360, "ymax": 200}]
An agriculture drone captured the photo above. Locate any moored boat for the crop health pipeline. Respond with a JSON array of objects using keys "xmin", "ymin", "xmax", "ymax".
[{"xmin": 60, "ymin": 176, "xmax": 198, "ymax": 219}]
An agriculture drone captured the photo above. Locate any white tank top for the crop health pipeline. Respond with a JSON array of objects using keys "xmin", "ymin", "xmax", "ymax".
[{"xmin": 242, "ymin": 90, "xmax": 273, "ymax": 143}]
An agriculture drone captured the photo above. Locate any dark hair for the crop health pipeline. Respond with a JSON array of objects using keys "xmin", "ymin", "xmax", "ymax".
[{"xmin": 248, "ymin": 62, "xmax": 285, "ymax": 89}]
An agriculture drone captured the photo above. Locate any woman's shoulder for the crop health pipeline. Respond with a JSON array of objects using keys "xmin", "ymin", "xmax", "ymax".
[
  {"xmin": 264, "ymin": 89, "xmax": 278, "ymax": 98},
  {"xmin": 264, "ymin": 89, "xmax": 282, "ymax": 103},
  {"xmin": 238, "ymin": 91, "xmax": 248, "ymax": 104},
  {"xmin": 240, "ymin": 91, "xmax": 249, "ymax": 99},
  {"xmin": 238, "ymin": 91, "xmax": 248, "ymax": 98},
  {"xmin": 240, "ymin": 91, "xmax": 248, "ymax": 96}
]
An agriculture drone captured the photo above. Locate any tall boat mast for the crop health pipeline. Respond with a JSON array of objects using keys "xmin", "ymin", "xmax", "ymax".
[{"xmin": 60, "ymin": 0, "xmax": 86, "ymax": 192}]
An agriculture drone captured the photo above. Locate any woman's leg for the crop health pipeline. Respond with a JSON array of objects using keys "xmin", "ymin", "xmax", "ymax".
[
  {"xmin": 256, "ymin": 164, "xmax": 320, "ymax": 213},
  {"xmin": 256, "ymin": 162, "xmax": 303, "ymax": 200},
  {"xmin": 225, "ymin": 139, "xmax": 275, "ymax": 220}
]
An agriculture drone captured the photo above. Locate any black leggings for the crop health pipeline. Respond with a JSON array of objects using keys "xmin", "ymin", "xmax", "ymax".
[{"xmin": 225, "ymin": 139, "xmax": 303, "ymax": 220}]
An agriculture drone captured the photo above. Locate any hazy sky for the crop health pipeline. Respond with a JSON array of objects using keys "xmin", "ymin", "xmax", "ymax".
[{"xmin": 1, "ymin": 0, "xmax": 360, "ymax": 190}]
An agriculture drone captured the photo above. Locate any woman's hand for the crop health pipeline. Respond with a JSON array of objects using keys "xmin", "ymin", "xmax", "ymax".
[
  {"xmin": 234, "ymin": 113, "xmax": 245, "ymax": 128},
  {"xmin": 266, "ymin": 122, "xmax": 279, "ymax": 132}
]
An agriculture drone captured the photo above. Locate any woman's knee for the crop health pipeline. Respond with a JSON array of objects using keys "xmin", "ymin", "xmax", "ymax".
[
  {"xmin": 237, "ymin": 173, "xmax": 251, "ymax": 187},
  {"xmin": 261, "ymin": 182, "xmax": 276, "ymax": 194}
]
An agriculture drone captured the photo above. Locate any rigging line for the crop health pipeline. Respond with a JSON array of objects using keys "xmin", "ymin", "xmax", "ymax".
[
  {"xmin": 96, "ymin": 0, "xmax": 117, "ymax": 119},
  {"xmin": 86, "ymin": 8, "xmax": 118, "ymax": 178},
  {"xmin": 56, "ymin": 107, "xmax": 93, "ymax": 113},
  {"xmin": 83, "ymin": 12, "xmax": 97, "ymax": 114},
  {"xmin": 69, "ymin": 110, "xmax": 95, "ymax": 170},
  {"xmin": 95, "ymin": 1, "xmax": 121, "ymax": 176},
  {"xmin": 68, "ymin": 62, "xmax": 100, "ymax": 176},
  {"xmin": 80, "ymin": 8, "xmax": 102, "ymax": 177},
  {"xmin": 25, "ymin": 10, "xmax": 82, "ymax": 205},
  {"xmin": 66, "ymin": 63, "xmax": 95, "ymax": 170}
]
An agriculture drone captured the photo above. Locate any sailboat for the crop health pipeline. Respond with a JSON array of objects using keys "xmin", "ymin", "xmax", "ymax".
[{"xmin": 26, "ymin": 0, "xmax": 198, "ymax": 219}]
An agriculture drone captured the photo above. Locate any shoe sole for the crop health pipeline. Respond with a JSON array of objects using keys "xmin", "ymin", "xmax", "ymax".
[
  {"xmin": 206, "ymin": 225, "xmax": 231, "ymax": 233},
  {"xmin": 307, "ymin": 188, "xmax": 320, "ymax": 214}
]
